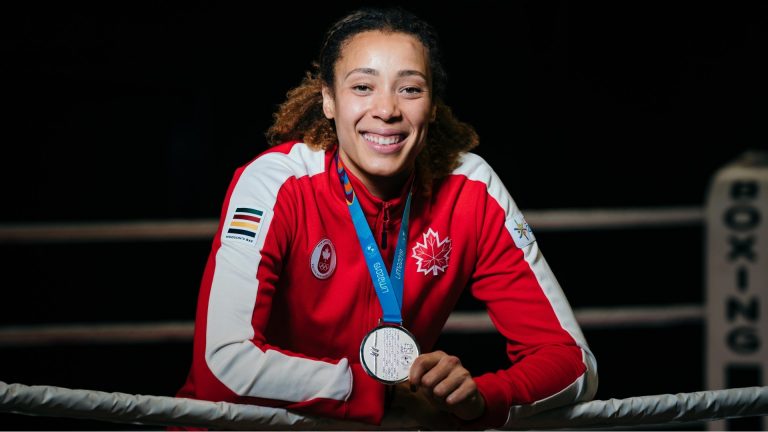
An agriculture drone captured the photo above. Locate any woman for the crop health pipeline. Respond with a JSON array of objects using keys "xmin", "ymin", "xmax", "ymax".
[{"xmin": 176, "ymin": 7, "xmax": 597, "ymax": 429}]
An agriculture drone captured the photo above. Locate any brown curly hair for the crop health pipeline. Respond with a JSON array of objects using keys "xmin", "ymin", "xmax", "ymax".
[{"xmin": 266, "ymin": 7, "xmax": 478, "ymax": 194}]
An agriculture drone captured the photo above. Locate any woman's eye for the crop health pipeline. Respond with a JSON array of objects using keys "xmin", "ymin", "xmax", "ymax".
[
  {"xmin": 352, "ymin": 84, "xmax": 372, "ymax": 93},
  {"xmin": 401, "ymin": 86, "xmax": 423, "ymax": 96}
]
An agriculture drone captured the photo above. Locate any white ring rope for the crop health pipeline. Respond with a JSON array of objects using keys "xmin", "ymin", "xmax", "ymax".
[
  {"xmin": 528, "ymin": 206, "xmax": 703, "ymax": 230},
  {"xmin": 0, "ymin": 381, "xmax": 765, "ymax": 430},
  {"xmin": 0, "ymin": 219, "xmax": 216, "ymax": 243},
  {"xmin": 0, "ymin": 207, "xmax": 703, "ymax": 243},
  {"xmin": 509, "ymin": 386, "xmax": 768, "ymax": 430},
  {"xmin": 0, "ymin": 304, "xmax": 703, "ymax": 346},
  {"xmin": 0, "ymin": 321, "xmax": 193, "ymax": 347}
]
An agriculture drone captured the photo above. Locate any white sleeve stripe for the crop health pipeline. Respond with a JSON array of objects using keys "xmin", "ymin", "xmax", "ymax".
[
  {"xmin": 206, "ymin": 144, "xmax": 353, "ymax": 403},
  {"xmin": 452, "ymin": 153, "xmax": 590, "ymax": 346},
  {"xmin": 504, "ymin": 350, "xmax": 598, "ymax": 424},
  {"xmin": 453, "ymin": 153, "xmax": 597, "ymax": 399},
  {"xmin": 521, "ymin": 242, "xmax": 594, "ymax": 355}
]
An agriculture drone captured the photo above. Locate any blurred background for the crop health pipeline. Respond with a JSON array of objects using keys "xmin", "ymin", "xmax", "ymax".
[{"xmin": 0, "ymin": 1, "xmax": 765, "ymax": 429}]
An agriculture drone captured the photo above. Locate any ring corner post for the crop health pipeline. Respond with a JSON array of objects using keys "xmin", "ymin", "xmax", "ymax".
[{"xmin": 705, "ymin": 150, "xmax": 768, "ymax": 431}]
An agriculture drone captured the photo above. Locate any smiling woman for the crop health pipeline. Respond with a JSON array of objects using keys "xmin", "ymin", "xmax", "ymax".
[
  {"xmin": 320, "ymin": 31, "xmax": 433, "ymax": 199},
  {"xmin": 174, "ymin": 6, "xmax": 597, "ymax": 430},
  {"xmin": 266, "ymin": 10, "xmax": 479, "ymax": 199}
]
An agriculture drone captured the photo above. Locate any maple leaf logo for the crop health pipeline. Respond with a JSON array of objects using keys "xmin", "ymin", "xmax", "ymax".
[{"xmin": 411, "ymin": 228, "xmax": 452, "ymax": 276}]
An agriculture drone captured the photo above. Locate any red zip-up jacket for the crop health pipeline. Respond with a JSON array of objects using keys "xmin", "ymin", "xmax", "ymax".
[{"xmin": 176, "ymin": 141, "xmax": 597, "ymax": 428}]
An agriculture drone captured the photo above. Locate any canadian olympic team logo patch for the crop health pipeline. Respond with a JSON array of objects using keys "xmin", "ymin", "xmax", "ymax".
[
  {"xmin": 412, "ymin": 228, "xmax": 451, "ymax": 276},
  {"xmin": 310, "ymin": 238, "xmax": 337, "ymax": 279}
]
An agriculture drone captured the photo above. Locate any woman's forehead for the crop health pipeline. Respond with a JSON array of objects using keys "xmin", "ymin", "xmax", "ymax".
[{"xmin": 335, "ymin": 31, "xmax": 430, "ymax": 78}]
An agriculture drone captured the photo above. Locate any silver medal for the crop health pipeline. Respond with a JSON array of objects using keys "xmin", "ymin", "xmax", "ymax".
[{"xmin": 359, "ymin": 324, "xmax": 420, "ymax": 385}]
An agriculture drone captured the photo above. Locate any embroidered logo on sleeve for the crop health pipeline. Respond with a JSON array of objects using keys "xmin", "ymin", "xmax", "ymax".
[
  {"xmin": 412, "ymin": 228, "xmax": 451, "ymax": 276},
  {"xmin": 511, "ymin": 216, "xmax": 535, "ymax": 249},
  {"xmin": 224, "ymin": 207, "xmax": 266, "ymax": 245}
]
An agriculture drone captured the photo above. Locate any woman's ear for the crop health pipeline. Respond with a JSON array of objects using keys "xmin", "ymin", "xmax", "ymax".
[
  {"xmin": 430, "ymin": 103, "xmax": 437, "ymax": 123},
  {"xmin": 321, "ymin": 86, "xmax": 335, "ymax": 120}
]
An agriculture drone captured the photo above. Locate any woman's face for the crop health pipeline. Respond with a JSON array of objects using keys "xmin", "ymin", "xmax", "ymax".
[{"xmin": 322, "ymin": 30, "xmax": 435, "ymax": 198}]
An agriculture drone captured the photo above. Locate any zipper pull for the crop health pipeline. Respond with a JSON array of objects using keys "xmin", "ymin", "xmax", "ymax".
[{"xmin": 381, "ymin": 204, "xmax": 390, "ymax": 249}]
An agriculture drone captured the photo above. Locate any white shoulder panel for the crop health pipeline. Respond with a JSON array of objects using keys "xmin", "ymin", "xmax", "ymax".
[{"xmin": 206, "ymin": 144, "xmax": 354, "ymax": 403}]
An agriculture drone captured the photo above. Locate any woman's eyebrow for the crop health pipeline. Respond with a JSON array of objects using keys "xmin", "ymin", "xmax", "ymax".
[
  {"xmin": 344, "ymin": 68, "xmax": 427, "ymax": 80},
  {"xmin": 345, "ymin": 68, "xmax": 378, "ymax": 79},
  {"xmin": 398, "ymin": 70, "xmax": 427, "ymax": 80}
]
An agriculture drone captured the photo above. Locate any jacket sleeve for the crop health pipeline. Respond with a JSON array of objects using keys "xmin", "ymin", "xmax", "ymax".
[
  {"xmin": 464, "ymin": 158, "xmax": 598, "ymax": 428},
  {"xmin": 181, "ymin": 148, "xmax": 382, "ymax": 424}
]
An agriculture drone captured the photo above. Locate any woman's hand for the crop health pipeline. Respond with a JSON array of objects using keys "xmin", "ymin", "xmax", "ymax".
[{"xmin": 408, "ymin": 350, "xmax": 485, "ymax": 421}]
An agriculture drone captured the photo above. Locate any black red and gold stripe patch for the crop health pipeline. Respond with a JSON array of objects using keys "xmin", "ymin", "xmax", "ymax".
[{"xmin": 227, "ymin": 207, "xmax": 263, "ymax": 238}]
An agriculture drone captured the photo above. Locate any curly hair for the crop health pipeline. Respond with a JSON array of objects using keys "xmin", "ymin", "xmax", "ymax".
[{"xmin": 266, "ymin": 7, "xmax": 478, "ymax": 194}]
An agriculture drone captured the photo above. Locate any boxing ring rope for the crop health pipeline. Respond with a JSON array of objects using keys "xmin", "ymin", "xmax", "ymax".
[
  {"xmin": 0, "ymin": 206, "xmax": 703, "ymax": 243},
  {"xmin": 0, "ymin": 381, "xmax": 766, "ymax": 429},
  {"xmin": 0, "ymin": 304, "xmax": 704, "ymax": 347}
]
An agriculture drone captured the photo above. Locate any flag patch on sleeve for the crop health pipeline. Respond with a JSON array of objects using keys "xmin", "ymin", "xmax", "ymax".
[{"xmin": 224, "ymin": 207, "xmax": 266, "ymax": 245}]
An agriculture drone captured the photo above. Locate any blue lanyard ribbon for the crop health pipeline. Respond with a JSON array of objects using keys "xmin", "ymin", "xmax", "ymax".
[{"xmin": 336, "ymin": 153, "xmax": 412, "ymax": 324}]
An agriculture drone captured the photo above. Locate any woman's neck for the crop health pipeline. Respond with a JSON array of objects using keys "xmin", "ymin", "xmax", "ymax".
[
  {"xmin": 338, "ymin": 153, "xmax": 413, "ymax": 201},
  {"xmin": 360, "ymin": 170, "xmax": 411, "ymax": 201}
]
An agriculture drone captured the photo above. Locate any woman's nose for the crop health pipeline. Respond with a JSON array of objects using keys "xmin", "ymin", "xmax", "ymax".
[{"xmin": 372, "ymin": 92, "xmax": 401, "ymax": 121}]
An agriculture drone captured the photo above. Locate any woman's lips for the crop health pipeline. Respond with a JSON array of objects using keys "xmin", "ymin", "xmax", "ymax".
[{"xmin": 361, "ymin": 132, "xmax": 407, "ymax": 154}]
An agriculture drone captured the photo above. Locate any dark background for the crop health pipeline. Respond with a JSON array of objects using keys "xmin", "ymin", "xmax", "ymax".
[{"xmin": 0, "ymin": 1, "xmax": 765, "ymax": 429}]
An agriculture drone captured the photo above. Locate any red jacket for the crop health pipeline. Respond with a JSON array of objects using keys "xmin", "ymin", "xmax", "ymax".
[{"xmin": 176, "ymin": 141, "xmax": 597, "ymax": 428}]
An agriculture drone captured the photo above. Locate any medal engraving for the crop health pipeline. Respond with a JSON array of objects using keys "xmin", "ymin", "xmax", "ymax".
[{"xmin": 360, "ymin": 325, "xmax": 420, "ymax": 384}]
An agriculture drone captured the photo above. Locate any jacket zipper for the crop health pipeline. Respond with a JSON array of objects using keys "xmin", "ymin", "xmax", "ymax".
[{"xmin": 381, "ymin": 203, "xmax": 390, "ymax": 250}]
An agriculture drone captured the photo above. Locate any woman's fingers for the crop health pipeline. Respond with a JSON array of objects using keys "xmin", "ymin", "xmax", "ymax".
[{"xmin": 408, "ymin": 351, "xmax": 485, "ymax": 420}]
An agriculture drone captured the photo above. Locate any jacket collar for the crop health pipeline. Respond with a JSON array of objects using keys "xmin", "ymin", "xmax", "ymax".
[{"xmin": 329, "ymin": 148, "xmax": 414, "ymax": 224}]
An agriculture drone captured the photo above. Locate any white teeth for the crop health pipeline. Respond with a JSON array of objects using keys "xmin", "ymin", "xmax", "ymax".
[{"xmin": 363, "ymin": 133, "xmax": 401, "ymax": 145}]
